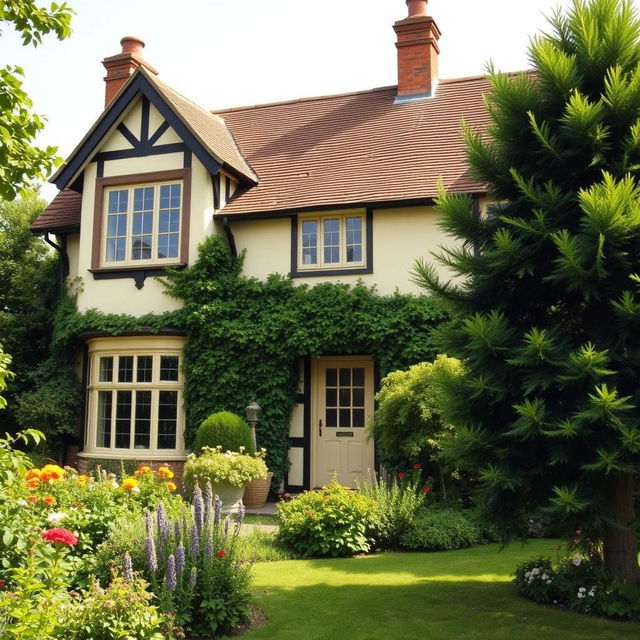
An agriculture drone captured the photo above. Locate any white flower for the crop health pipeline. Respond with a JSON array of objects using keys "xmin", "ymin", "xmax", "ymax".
[
  {"xmin": 524, "ymin": 571, "xmax": 531, "ymax": 578},
  {"xmin": 531, "ymin": 568, "xmax": 540, "ymax": 576},
  {"xmin": 588, "ymin": 590, "xmax": 595, "ymax": 597},
  {"xmin": 578, "ymin": 587, "xmax": 586, "ymax": 593},
  {"xmin": 572, "ymin": 556, "xmax": 582, "ymax": 566},
  {"xmin": 131, "ymin": 486, "xmax": 140, "ymax": 493},
  {"xmin": 16, "ymin": 498, "xmax": 28, "ymax": 507},
  {"xmin": 47, "ymin": 511, "xmax": 69, "ymax": 524},
  {"xmin": 577, "ymin": 592, "xmax": 584, "ymax": 599},
  {"xmin": 111, "ymin": 480, "xmax": 119, "ymax": 488},
  {"xmin": 541, "ymin": 573, "xmax": 548, "ymax": 580}
]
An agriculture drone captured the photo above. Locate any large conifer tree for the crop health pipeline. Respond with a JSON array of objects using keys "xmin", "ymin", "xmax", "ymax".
[{"xmin": 415, "ymin": 0, "xmax": 640, "ymax": 583}]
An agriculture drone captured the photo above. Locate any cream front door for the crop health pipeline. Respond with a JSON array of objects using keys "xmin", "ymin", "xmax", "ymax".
[{"xmin": 312, "ymin": 356, "xmax": 375, "ymax": 488}]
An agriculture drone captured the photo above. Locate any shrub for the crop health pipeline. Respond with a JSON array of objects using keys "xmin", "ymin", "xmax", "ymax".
[
  {"xmin": 514, "ymin": 554, "xmax": 640, "ymax": 622},
  {"xmin": 194, "ymin": 411, "xmax": 255, "ymax": 455},
  {"xmin": 276, "ymin": 480, "xmax": 377, "ymax": 557},
  {"xmin": 64, "ymin": 576, "xmax": 178, "ymax": 640},
  {"xmin": 359, "ymin": 471, "xmax": 428, "ymax": 549},
  {"xmin": 183, "ymin": 447, "xmax": 267, "ymax": 489},
  {"xmin": 400, "ymin": 508, "xmax": 481, "ymax": 551}
]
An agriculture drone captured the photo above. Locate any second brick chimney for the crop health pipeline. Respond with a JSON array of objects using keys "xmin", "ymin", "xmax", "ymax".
[
  {"xmin": 394, "ymin": 0, "xmax": 441, "ymax": 102},
  {"xmin": 102, "ymin": 36, "xmax": 158, "ymax": 106}
]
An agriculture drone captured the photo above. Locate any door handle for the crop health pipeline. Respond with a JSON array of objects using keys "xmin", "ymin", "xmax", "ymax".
[{"xmin": 319, "ymin": 419, "xmax": 323, "ymax": 437}]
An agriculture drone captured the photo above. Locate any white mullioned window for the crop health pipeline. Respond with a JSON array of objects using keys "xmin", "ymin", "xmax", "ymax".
[
  {"xmin": 85, "ymin": 337, "xmax": 185, "ymax": 458},
  {"xmin": 104, "ymin": 181, "xmax": 182, "ymax": 266},
  {"xmin": 299, "ymin": 211, "xmax": 366, "ymax": 270}
]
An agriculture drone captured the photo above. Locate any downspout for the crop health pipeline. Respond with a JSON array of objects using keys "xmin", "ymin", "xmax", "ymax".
[
  {"xmin": 43, "ymin": 231, "xmax": 69, "ymax": 294},
  {"xmin": 222, "ymin": 216, "xmax": 238, "ymax": 258}
]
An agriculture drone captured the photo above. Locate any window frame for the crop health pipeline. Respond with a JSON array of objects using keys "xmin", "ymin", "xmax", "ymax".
[
  {"xmin": 85, "ymin": 336, "xmax": 186, "ymax": 459},
  {"xmin": 91, "ymin": 169, "xmax": 191, "ymax": 272},
  {"xmin": 290, "ymin": 208, "xmax": 373, "ymax": 277}
]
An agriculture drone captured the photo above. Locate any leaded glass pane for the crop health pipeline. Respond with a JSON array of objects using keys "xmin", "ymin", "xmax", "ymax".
[
  {"xmin": 326, "ymin": 408, "xmax": 337, "ymax": 427},
  {"xmin": 339, "ymin": 408, "xmax": 351, "ymax": 427},
  {"xmin": 115, "ymin": 390, "xmax": 132, "ymax": 448},
  {"xmin": 158, "ymin": 390, "xmax": 177, "ymax": 449},
  {"xmin": 339, "ymin": 368, "xmax": 351, "ymax": 386},
  {"xmin": 326, "ymin": 368, "xmax": 337, "ymax": 386},
  {"xmin": 339, "ymin": 388, "xmax": 351, "ymax": 406},
  {"xmin": 352, "ymin": 387, "xmax": 365, "ymax": 407},
  {"xmin": 136, "ymin": 356, "xmax": 152, "ymax": 382},
  {"xmin": 323, "ymin": 219, "xmax": 340, "ymax": 263},
  {"xmin": 99, "ymin": 357, "xmax": 113, "ymax": 382},
  {"xmin": 326, "ymin": 388, "xmax": 337, "ymax": 407},
  {"xmin": 97, "ymin": 391, "xmax": 112, "ymax": 447},
  {"xmin": 353, "ymin": 409, "xmax": 365, "ymax": 427},
  {"xmin": 302, "ymin": 220, "xmax": 318, "ymax": 265},
  {"xmin": 118, "ymin": 356, "xmax": 133, "ymax": 382},
  {"xmin": 353, "ymin": 368, "xmax": 365, "ymax": 386},
  {"xmin": 134, "ymin": 390, "xmax": 151, "ymax": 449},
  {"xmin": 160, "ymin": 356, "xmax": 179, "ymax": 381}
]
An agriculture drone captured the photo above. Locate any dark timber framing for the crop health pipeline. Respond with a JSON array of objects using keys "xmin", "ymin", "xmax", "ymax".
[
  {"xmin": 289, "ymin": 208, "xmax": 374, "ymax": 278},
  {"xmin": 286, "ymin": 356, "xmax": 311, "ymax": 492}
]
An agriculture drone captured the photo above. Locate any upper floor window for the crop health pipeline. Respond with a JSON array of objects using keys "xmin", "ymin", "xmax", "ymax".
[
  {"xmin": 105, "ymin": 182, "xmax": 181, "ymax": 265},
  {"xmin": 91, "ymin": 169, "xmax": 191, "ymax": 272},
  {"xmin": 295, "ymin": 211, "xmax": 370, "ymax": 275}
]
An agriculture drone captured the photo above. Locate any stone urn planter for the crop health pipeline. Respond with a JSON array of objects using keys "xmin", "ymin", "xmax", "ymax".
[
  {"xmin": 210, "ymin": 480, "xmax": 248, "ymax": 513},
  {"xmin": 243, "ymin": 472, "xmax": 274, "ymax": 509}
]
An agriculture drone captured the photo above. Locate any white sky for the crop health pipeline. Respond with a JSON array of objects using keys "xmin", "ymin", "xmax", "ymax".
[{"xmin": 3, "ymin": 0, "xmax": 585, "ymax": 201}]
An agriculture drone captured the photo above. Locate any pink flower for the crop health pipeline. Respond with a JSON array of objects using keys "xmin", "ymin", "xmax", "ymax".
[{"xmin": 41, "ymin": 527, "xmax": 78, "ymax": 546}]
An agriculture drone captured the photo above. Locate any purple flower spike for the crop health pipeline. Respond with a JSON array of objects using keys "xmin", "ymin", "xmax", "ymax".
[
  {"xmin": 123, "ymin": 552, "xmax": 133, "ymax": 582},
  {"xmin": 206, "ymin": 533, "xmax": 213, "ymax": 559},
  {"xmin": 176, "ymin": 545, "xmax": 185, "ymax": 575},
  {"xmin": 204, "ymin": 481, "xmax": 213, "ymax": 523},
  {"xmin": 190, "ymin": 522, "xmax": 200, "ymax": 556},
  {"xmin": 157, "ymin": 503, "xmax": 169, "ymax": 540},
  {"xmin": 189, "ymin": 566, "xmax": 198, "ymax": 587},
  {"xmin": 166, "ymin": 554, "xmax": 177, "ymax": 590},
  {"xmin": 146, "ymin": 536, "xmax": 157, "ymax": 573},
  {"xmin": 193, "ymin": 487, "xmax": 204, "ymax": 531},
  {"xmin": 214, "ymin": 497, "xmax": 222, "ymax": 526},
  {"xmin": 174, "ymin": 521, "xmax": 181, "ymax": 541},
  {"xmin": 145, "ymin": 511, "xmax": 154, "ymax": 535}
]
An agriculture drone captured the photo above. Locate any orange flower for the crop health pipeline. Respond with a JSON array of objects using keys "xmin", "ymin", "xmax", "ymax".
[
  {"xmin": 27, "ymin": 495, "xmax": 39, "ymax": 504},
  {"xmin": 305, "ymin": 510, "xmax": 313, "ymax": 516},
  {"xmin": 122, "ymin": 477, "xmax": 138, "ymax": 491},
  {"xmin": 26, "ymin": 477, "xmax": 40, "ymax": 489},
  {"xmin": 157, "ymin": 466, "xmax": 174, "ymax": 479},
  {"xmin": 166, "ymin": 482, "xmax": 177, "ymax": 492},
  {"xmin": 25, "ymin": 468, "xmax": 41, "ymax": 480},
  {"xmin": 40, "ymin": 464, "xmax": 65, "ymax": 484},
  {"xmin": 43, "ymin": 495, "xmax": 57, "ymax": 506},
  {"xmin": 134, "ymin": 465, "xmax": 152, "ymax": 477}
]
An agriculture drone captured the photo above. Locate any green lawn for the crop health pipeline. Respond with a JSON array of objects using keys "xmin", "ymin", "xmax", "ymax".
[{"xmin": 232, "ymin": 540, "xmax": 638, "ymax": 640}]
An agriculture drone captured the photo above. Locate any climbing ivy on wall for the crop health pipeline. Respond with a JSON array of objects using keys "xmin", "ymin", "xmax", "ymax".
[
  {"xmin": 164, "ymin": 236, "xmax": 447, "ymax": 487},
  {"xmin": 52, "ymin": 235, "xmax": 447, "ymax": 487}
]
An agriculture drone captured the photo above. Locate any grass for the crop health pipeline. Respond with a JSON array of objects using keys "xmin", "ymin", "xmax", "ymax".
[
  {"xmin": 243, "ymin": 514, "xmax": 278, "ymax": 525},
  {"xmin": 228, "ymin": 539, "xmax": 639, "ymax": 640}
]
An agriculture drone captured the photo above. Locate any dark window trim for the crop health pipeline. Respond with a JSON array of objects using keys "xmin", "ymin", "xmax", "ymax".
[
  {"xmin": 89, "ymin": 263, "xmax": 186, "ymax": 289},
  {"xmin": 286, "ymin": 356, "xmax": 311, "ymax": 492},
  {"xmin": 91, "ymin": 168, "xmax": 191, "ymax": 274},
  {"xmin": 289, "ymin": 208, "xmax": 373, "ymax": 278}
]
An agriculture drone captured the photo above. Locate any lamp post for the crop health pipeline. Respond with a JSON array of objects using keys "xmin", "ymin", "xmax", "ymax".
[{"xmin": 245, "ymin": 400, "xmax": 261, "ymax": 450}]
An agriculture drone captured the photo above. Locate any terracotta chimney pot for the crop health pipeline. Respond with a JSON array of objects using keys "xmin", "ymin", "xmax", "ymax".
[
  {"xmin": 407, "ymin": 0, "xmax": 428, "ymax": 17},
  {"xmin": 102, "ymin": 36, "xmax": 158, "ymax": 107}
]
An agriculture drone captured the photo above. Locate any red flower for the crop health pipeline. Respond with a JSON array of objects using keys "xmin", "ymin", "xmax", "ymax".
[
  {"xmin": 216, "ymin": 550, "xmax": 227, "ymax": 558},
  {"xmin": 398, "ymin": 472, "xmax": 405, "ymax": 479},
  {"xmin": 422, "ymin": 486, "xmax": 431, "ymax": 494},
  {"xmin": 0, "ymin": 579, "xmax": 4, "ymax": 589},
  {"xmin": 41, "ymin": 527, "xmax": 78, "ymax": 546},
  {"xmin": 413, "ymin": 464, "xmax": 421, "ymax": 470}
]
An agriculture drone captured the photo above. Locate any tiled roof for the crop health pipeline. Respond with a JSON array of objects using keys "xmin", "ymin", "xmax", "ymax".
[
  {"xmin": 30, "ymin": 189, "xmax": 82, "ymax": 232},
  {"xmin": 148, "ymin": 71, "xmax": 257, "ymax": 183},
  {"xmin": 32, "ymin": 74, "xmax": 492, "ymax": 232},
  {"xmin": 218, "ymin": 75, "xmax": 492, "ymax": 216}
]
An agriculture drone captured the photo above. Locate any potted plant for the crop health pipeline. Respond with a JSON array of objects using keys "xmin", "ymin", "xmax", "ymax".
[
  {"xmin": 183, "ymin": 446, "xmax": 268, "ymax": 512},
  {"xmin": 242, "ymin": 448, "xmax": 274, "ymax": 509}
]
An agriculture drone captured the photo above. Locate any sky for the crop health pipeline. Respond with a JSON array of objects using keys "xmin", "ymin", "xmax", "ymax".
[{"xmin": 3, "ymin": 0, "xmax": 585, "ymax": 201}]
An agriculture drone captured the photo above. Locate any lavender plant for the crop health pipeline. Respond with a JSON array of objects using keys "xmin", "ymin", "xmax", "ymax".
[{"xmin": 141, "ymin": 481, "xmax": 254, "ymax": 637}]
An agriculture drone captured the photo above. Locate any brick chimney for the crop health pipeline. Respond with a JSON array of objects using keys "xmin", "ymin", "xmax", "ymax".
[
  {"xmin": 102, "ymin": 36, "xmax": 158, "ymax": 106},
  {"xmin": 394, "ymin": 0, "xmax": 441, "ymax": 102}
]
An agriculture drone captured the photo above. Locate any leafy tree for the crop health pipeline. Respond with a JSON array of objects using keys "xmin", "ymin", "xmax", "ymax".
[
  {"xmin": 368, "ymin": 356, "xmax": 463, "ymax": 479},
  {"xmin": 1, "ymin": 1, "xmax": 73, "ymax": 199},
  {"xmin": 0, "ymin": 193, "xmax": 58, "ymax": 430},
  {"xmin": 414, "ymin": 0, "xmax": 640, "ymax": 584}
]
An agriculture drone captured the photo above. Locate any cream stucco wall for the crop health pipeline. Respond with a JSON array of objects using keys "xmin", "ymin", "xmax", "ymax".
[
  {"xmin": 230, "ymin": 205, "xmax": 459, "ymax": 295},
  {"xmin": 70, "ymin": 96, "xmax": 215, "ymax": 315}
]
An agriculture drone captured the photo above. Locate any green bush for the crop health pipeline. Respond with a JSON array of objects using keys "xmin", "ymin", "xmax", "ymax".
[
  {"xmin": 193, "ymin": 411, "xmax": 255, "ymax": 455},
  {"xmin": 276, "ymin": 480, "xmax": 377, "ymax": 557},
  {"xmin": 514, "ymin": 555, "xmax": 640, "ymax": 621},
  {"xmin": 64, "ymin": 576, "xmax": 177, "ymax": 640},
  {"xmin": 400, "ymin": 508, "xmax": 481, "ymax": 551},
  {"xmin": 183, "ymin": 448, "xmax": 267, "ymax": 489},
  {"xmin": 359, "ymin": 471, "xmax": 427, "ymax": 549}
]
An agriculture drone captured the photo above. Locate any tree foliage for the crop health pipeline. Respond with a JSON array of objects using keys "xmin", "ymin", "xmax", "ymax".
[
  {"xmin": 0, "ymin": 1, "xmax": 73, "ymax": 199},
  {"xmin": 414, "ymin": 0, "xmax": 640, "ymax": 583},
  {"xmin": 368, "ymin": 355, "xmax": 463, "ymax": 472}
]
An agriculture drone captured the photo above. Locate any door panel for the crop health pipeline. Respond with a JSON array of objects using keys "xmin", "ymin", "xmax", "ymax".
[{"xmin": 313, "ymin": 357, "xmax": 374, "ymax": 488}]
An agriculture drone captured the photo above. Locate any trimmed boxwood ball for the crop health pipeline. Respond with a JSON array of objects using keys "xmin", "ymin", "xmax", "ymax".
[{"xmin": 193, "ymin": 411, "xmax": 255, "ymax": 455}]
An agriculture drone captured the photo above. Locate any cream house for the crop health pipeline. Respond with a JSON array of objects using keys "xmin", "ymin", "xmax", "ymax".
[{"xmin": 32, "ymin": 0, "xmax": 490, "ymax": 490}]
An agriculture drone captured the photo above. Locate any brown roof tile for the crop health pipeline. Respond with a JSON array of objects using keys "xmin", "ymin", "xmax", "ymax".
[
  {"xmin": 217, "ymin": 75, "xmax": 492, "ymax": 216},
  {"xmin": 30, "ymin": 189, "xmax": 82, "ymax": 232}
]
